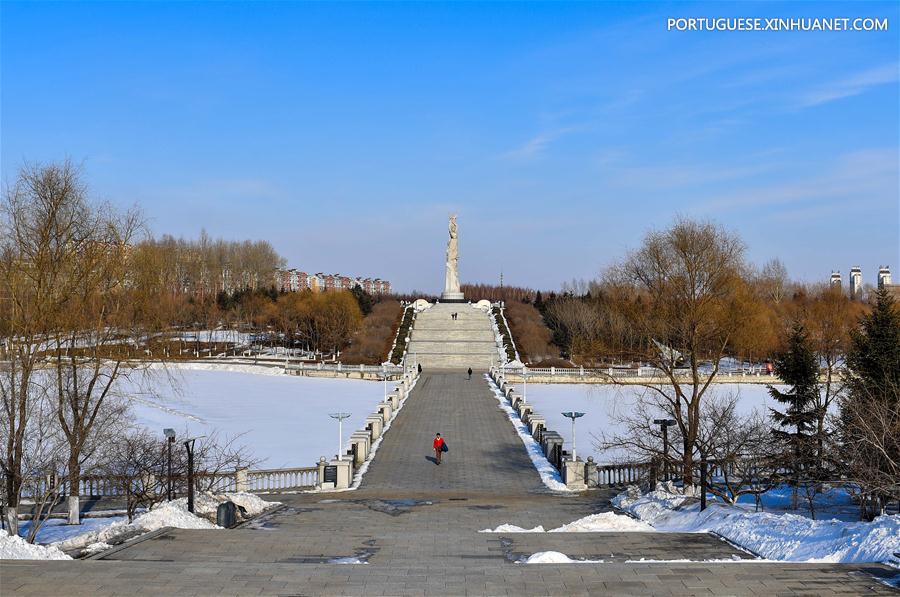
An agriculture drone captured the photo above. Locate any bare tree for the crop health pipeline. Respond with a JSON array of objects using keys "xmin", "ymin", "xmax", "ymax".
[
  {"xmin": 606, "ymin": 218, "xmax": 753, "ymax": 486},
  {"xmin": 1, "ymin": 161, "xmax": 102, "ymax": 534},
  {"xmin": 695, "ymin": 398, "xmax": 776, "ymax": 507}
]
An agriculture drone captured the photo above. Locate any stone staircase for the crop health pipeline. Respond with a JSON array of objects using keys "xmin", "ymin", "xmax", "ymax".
[{"xmin": 407, "ymin": 303, "xmax": 500, "ymax": 370}]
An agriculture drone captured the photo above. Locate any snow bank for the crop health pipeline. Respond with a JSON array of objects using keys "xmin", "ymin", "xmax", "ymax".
[
  {"xmin": 486, "ymin": 374, "xmax": 569, "ymax": 492},
  {"xmin": 53, "ymin": 492, "xmax": 279, "ymax": 553},
  {"xmin": 480, "ymin": 511, "xmax": 652, "ymax": 533},
  {"xmin": 480, "ymin": 524, "xmax": 546, "ymax": 533},
  {"xmin": 1, "ymin": 533, "xmax": 71, "ymax": 560},
  {"xmin": 522, "ymin": 551, "xmax": 604, "ymax": 564},
  {"xmin": 614, "ymin": 483, "xmax": 900, "ymax": 563},
  {"xmin": 548, "ymin": 511, "xmax": 654, "ymax": 532}
]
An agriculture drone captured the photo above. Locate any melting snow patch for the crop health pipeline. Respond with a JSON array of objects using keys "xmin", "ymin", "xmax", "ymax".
[
  {"xmin": 480, "ymin": 524, "xmax": 546, "ymax": 533},
  {"xmin": 480, "ymin": 512, "xmax": 653, "ymax": 533},
  {"xmin": 52, "ymin": 492, "xmax": 279, "ymax": 553},
  {"xmin": 521, "ymin": 551, "xmax": 604, "ymax": 564},
  {"xmin": 83, "ymin": 542, "xmax": 113, "ymax": 556},
  {"xmin": 548, "ymin": 512, "xmax": 654, "ymax": 533},
  {"xmin": 329, "ymin": 556, "xmax": 369, "ymax": 564}
]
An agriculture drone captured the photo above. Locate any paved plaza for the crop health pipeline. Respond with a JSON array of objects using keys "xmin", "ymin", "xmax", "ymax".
[{"xmin": 3, "ymin": 372, "xmax": 898, "ymax": 595}]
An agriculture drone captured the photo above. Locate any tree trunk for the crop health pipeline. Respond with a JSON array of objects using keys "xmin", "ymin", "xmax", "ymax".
[
  {"xmin": 67, "ymin": 456, "xmax": 81, "ymax": 525},
  {"xmin": 681, "ymin": 439, "xmax": 694, "ymax": 487},
  {"xmin": 4, "ymin": 505, "xmax": 18, "ymax": 537},
  {"xmin": 4, "ymin": 470, "xmax": 20, "ymax": 536}
]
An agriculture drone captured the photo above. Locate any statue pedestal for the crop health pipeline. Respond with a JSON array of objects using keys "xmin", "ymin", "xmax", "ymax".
[{"xmin": 440, "ymin": 291, "xmax": 465, "ymax": 302}]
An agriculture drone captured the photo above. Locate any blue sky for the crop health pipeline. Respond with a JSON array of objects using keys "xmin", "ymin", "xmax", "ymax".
[{"xmin": 2, "ymin": 1, "xmax": 898, "ymax": 293}]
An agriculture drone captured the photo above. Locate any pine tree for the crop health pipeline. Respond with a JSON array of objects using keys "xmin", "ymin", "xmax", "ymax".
[
  {"xmin": 768, "ymin": 322, "xmax": 819, "ymax": 509},
  {"xmin": 840, "ymin": 288, "xmax": 900, "ymax": 518},
  {"xmin": 351, "ymin": 284, "xmax": 374, "ymax": 316},
  {"xmin": 845, "ymin": 287, "xmax": 900, "ymax": 403}
]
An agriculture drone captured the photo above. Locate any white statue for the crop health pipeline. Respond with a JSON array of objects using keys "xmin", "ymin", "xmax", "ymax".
[{"xmin": 442, "ymin": 215, "xmax": 464, "ymax": 300}]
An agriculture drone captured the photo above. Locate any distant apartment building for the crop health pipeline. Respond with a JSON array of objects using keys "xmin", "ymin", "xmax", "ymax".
[
  {"xmin": 829, "ymin": 271, "xmax": 841, "ymax": 289},
  {"xmin": 878, "ymin": 265, "xmax": 900, "ymax": 298},
  {"xmin": 275, "ymin": 268, "xmax": 391, "ymax": 295},
  {"xmin": 849, "ymin": 266, "xmax": 862, "ymax": 300},
  {"xmin": 828, "ymin": 265, "xmax": 899, "ymax": 299}
]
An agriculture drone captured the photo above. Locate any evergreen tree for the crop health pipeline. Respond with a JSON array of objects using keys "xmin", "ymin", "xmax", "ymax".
[
  {"xmin": 768, "ymin": 322, "xmax": 819, "ymax": 509},
  {"xmin": 351, "ymin": 284, "xmax": 374, "ymax": 316},
  {"xmin": 845, "ymin": 288, "xmax": 900, "ymax": 403},
  {"xmin": 840, "ymin": 288, "xmax": 900, "ymax": 518}
]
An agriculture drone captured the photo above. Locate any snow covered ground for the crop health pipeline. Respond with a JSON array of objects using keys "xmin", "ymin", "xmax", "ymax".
[
  {"xmin": 122, "ymin": 363, "xmax": 384, "ymax": 468},
  {"xmin": 523, "ymin": 383, "xmax": 784, "ymax": 462},
  {"xmin": 4, "ymin": 491, "xmax": 278, "ymax": 559},
  {"xmin": 613, "ymin": 483, "xmax": 900, "ymax": 564},
  {"xmin": 18, "ymin": 515, "xmax": 127, "ymax": 545}
]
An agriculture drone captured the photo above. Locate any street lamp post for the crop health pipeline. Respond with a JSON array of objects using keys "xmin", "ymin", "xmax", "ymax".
[
  {"xmin": 182, "ymin": 436, "xmax": 206, "ymax": 513},
  {"xmin": 653, "ymin": 419, "xmax": 677, "ymax": 481},
  {"xmin": 329, "ymin": 413, "xmax": 351, "ymax": 461},
  {"xmin": 522, "ymin": 369, "xmax": 528, "ymax": 403},
  {"xmin": 561, "ymin": 411, "xmax": 586, "ymax": 461},
  {"xmin": 163, "ymin": 428, "xmax": 176, "ymax": 501}
]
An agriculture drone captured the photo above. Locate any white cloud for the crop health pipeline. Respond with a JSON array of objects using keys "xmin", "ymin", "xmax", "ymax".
[
  {"xmin": 499, "ymin": 127, "xmax": 578, "ymax": 161},
  {"xmin": 799, "ymin": 63, "xmax": 899, "ymax": 108},
  {"xmin": 699, "ymin": 148, "xmax": 899, "ymax": 216}
]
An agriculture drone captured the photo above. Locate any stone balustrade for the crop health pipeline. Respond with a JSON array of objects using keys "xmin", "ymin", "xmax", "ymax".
[
  {"xmin": 489, "ymin": 366, "xmax": 587, "ymax": 491},
  {"xmin": 316, "ymin": 370, "xmax": 420, "ymax": 490}
]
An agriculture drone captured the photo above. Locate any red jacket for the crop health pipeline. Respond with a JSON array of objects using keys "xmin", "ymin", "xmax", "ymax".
[{"xmin": 433, "ymin": 437, "xmax": 444, "ymax": 450}]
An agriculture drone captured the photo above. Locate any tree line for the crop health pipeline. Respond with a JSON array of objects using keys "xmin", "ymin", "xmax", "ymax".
[
  {"xmin": 570, "ymin": 218, "xmax": 898, "ymax": 520},
  {"xmin": 0, "ymin": 162, "xmax": 391, "ymax": 540}
]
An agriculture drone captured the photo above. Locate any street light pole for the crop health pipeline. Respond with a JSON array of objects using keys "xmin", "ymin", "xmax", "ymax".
[
  {"xmin": 182, "ymin": 436, "xmax": 205, "ymax": 513},
  {"xmin": 163, "ymin": 429, "xmax": 176, "ymax": 501},
  {"xmin": 329, "ymin": 413, "xmax": 351, "ymax": 461},
  {"xmin": 561, "ymin": 412, "xmax": 586, "ymax": 461},
  {"xmin": 653, "ymin": 419, "xmax": 677, "ymax": 481}
]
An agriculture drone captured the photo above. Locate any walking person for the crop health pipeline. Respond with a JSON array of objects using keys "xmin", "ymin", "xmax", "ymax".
[
  {"xmin": 417, "ymin": 363, "xmax": 422, "ymax": 374},
  {"xmin": 433, "ymin": 433, "xmax": 446, "ymax": 465},
  {"xmin": 467, "ymin": 367, "xmax": 472, "ymax": 380}
]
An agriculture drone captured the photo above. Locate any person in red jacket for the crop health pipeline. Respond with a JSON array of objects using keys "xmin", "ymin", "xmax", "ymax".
[{"xmin": 433, "ymin": 433, "xmax": 445, "ymax": 465}]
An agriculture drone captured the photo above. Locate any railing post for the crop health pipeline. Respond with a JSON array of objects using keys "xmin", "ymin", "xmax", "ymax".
[
  {"xmin": 235, "ymin": 467, "xmax": 249, "ymax": 493},
  {"xmin": 317, "ymin": 456, "xmax": 327, "ymax": 487}
]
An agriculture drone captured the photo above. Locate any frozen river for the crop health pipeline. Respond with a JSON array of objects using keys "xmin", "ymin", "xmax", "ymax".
[
  {"xmin": 522, "ymin": 382, "xmax": 784, "ymax": 463},
  {"xmin": 122, "ymin": 364, "xmax": 384, "ymax": 468}
]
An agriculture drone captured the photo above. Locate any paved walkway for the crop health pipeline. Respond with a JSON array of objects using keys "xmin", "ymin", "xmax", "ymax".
[
  {"xmin": 4, "ymin": 373, "xmax": 898, "ymax": 595},
  {"xmin": 360, "ymin": 372, "xmax": 546, "ymax": 494}
]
